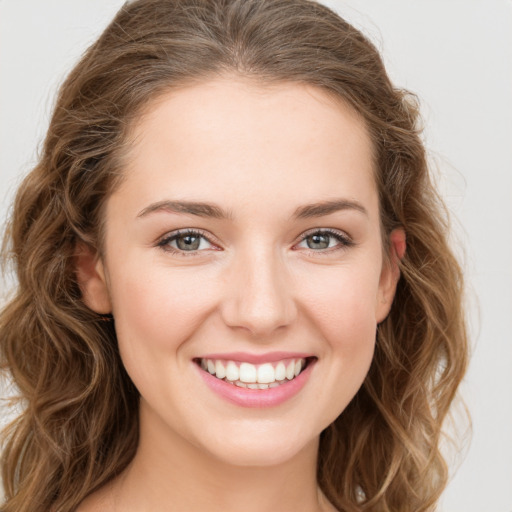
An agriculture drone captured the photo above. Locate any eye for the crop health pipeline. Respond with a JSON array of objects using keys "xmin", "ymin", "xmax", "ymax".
[
  {"xmin": 157, "ymin": 229, "xmax": 217, "ymax": 255},
  {"xmin": 295, "ymin": 229, "xmax": 353, "ymax": 253}
]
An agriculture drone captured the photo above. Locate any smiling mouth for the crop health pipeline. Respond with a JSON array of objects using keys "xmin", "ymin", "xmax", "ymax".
[{"xmin": 193, "ymin": 357, "xmax": 316, "ymax": 389}]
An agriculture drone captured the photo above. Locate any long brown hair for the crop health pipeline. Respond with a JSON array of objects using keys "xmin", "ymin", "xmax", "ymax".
[{"xmin": 0, "ymin": 1, "xmax": 468, "ymax": 510}]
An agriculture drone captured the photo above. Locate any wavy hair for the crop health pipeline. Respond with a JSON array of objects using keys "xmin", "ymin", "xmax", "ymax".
[{"xmin": 0, "ymin": 0, "xmax": 468, "ymax": 510}]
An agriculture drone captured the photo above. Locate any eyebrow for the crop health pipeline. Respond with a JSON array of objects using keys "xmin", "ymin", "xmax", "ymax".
[
  {"xmin": 136, "ymin": 198, "xmax": 367, "ymax": 220},
  {"xmin": 137, "ymin": 200, "xmax": 233, "ymax": 220},
  {"xmin": 292, "ymin": 199, "xmax": 368, "ymax": 219}
]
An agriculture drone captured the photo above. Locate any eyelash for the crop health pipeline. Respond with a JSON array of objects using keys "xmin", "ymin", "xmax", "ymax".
[
  {"xmin": 156, "ymin": 229, "xmax": 216, "ymax": 257},
  {"xmin": 296, "ymin": 228, "xmax": 354, "ymax": 254},
  {"xmin": 156, "ymin": 228, "xmax": 354, "ymax": 257}
]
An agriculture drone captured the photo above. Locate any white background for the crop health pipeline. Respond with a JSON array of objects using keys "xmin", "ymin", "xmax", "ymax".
[{"xmin": 1, "ymin": 1, "xmax": 511, "ymax": 510}]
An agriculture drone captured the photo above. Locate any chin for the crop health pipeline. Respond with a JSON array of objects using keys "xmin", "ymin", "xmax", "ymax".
[{"xmin": 194, "ymin": 422, "xmax": 319, "ymax": 468}]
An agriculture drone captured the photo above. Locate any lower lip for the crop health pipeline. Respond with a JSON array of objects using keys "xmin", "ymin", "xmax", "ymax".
[{"xmin": 195, "ymin": 359, "xmax": 316, "ymax": 408}]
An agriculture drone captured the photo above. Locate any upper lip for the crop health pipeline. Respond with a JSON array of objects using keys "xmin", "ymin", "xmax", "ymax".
[{"xmin": 195, "ymin": 351, "xmax": 315, "ymax": 364}]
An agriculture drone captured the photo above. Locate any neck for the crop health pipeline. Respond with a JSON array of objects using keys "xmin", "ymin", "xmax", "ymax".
[{"xmin": 106, "ymin": 402, "xmax": 330, "ymax": 512}]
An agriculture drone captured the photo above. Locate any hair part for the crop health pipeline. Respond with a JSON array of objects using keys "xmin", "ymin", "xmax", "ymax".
[{"xmin": 0, "ymin": 1, "xmax": 468, "ymax": 510}]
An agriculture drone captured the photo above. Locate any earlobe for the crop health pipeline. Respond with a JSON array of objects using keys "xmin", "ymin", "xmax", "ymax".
[
  {"xmin": 376, "ymin": 228, "xmax": 406, "ymax": 323},
  {"xmin": 75, "ymin": 243, "xmax": 112, "ymax": 314}
]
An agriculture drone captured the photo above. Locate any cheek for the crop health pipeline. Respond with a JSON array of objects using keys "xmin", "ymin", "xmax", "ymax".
[
  {"xmin": 296, "ymin": 261, "xmax": 381, "ymax": 347},
  {"xmin": 107, "ymin": 258, "xmax": 219, "ymax": 357},
  {"xmin": 292, "ymin": 264, "xmax": 380, "ymax": 426}
]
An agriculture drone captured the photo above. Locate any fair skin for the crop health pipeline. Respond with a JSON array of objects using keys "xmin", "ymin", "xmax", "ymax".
[{"xmin": 77, "ymin": 77, "xmax": 404, "ymax": 512}]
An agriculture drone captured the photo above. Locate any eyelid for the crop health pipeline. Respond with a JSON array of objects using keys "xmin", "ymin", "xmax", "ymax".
[
  {"xmin": 156, "ymin": 228, "xmax": 220, "ymax": 256},
  {"xmin": 155, "ymin": 227, "xmax": 354, "ymax": 257},
  {"xmin": 293, "ymin": 228, "xmax": 354, "ymax": 253}
]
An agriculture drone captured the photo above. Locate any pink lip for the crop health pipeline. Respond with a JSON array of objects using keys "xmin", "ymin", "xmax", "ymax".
[
  {"xmin": 195, "ymin": 358, "xmax": 316, "ymax": 408},
  {"xmin": 196, "ymin": 351, "xmax": 313, "ymax": 364}
]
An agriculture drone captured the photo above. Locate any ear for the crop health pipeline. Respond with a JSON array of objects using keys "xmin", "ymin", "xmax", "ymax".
[
  {"xmin": 75, "ymin": 243, "xmax": 112, "ymax": 314},
  {"xmin": 376, "ymin": 228, "xmax": 406, "ymax": 323}
]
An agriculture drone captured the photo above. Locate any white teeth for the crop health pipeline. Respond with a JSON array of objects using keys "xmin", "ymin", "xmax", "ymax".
[
  {"xmin": 239, "ymin": 362, "xmax": 257, "ymax": 383},
  {"xmin": 225, "ymin": 361, "xmax": 239, "ymax": 381},
  {"xmin": 215, "ymin": 360, "xmax": 226, "ymax": 379},
  {"xmin": 275, "ymin": 362, "xmax": 286, "ymax": 381},
  {"xmin": 257, "ymin": 363, "xmax": 275, "ymax": 384},
  {"xmin": 199, "ymin": 357, "xmax": 308, "ymax": 386},
  {"xmin": 286, "ymin": 361, "xmax": 295, "ymax": 380}
]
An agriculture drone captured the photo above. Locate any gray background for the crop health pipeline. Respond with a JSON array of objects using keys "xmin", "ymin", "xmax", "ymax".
[{"xmin": 1, "ymin": 1, "xmax": 511, "ymax": 510}]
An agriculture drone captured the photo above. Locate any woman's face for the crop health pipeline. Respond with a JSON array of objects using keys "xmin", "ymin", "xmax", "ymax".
[{"xmin": 82, "ymin": 77, "xmax": 401, "ymax": 467}]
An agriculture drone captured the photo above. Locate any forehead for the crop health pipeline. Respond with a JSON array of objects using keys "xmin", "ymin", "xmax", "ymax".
[
  {"xmin": 116, "ymin": 77, "xmax": 377, "ymax": 221},
  {"xmin": 130, "ymin": 77, "xmax": 372, "ymax": 160}
]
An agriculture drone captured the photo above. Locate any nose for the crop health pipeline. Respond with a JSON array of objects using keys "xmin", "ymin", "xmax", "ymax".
[{"xmin": 220, "ymin": 246, "xmax": 297, "ymax": 338}]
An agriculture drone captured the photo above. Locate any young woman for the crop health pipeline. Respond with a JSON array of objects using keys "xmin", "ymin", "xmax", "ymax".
[{"xmin": 0, "ymin": 0, "xmax": 468, "ymax": 511}]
